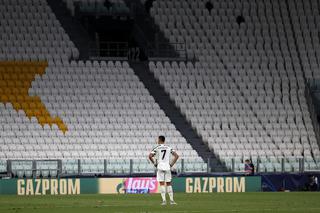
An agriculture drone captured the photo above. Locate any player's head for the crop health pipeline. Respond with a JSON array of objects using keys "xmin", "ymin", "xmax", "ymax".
[
  {"xmin": 245, "ymin": 159, "xmax": 250, "ymax": 164},
  {"xmin": 158, "ymin": 135, "xmax": 165, "ymax": 144}
]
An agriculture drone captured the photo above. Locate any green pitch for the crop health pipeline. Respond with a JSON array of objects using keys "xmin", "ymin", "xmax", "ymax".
[{"xmin": 0, "ymin": 193, "xmax": 319, "ymax": 213}]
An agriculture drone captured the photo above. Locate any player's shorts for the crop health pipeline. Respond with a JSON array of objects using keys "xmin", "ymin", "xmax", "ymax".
[{"xmin": 156, "ymin": 169, "xmax": 172, "ymax": 182}]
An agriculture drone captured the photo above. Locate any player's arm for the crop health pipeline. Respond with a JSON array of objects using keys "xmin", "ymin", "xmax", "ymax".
[
  {"xmin": 148, "ymin": 152, "xmax": 157, "ymax": 167},
  {"xmin": 170, "ymin": 151, "xmax": 179, "ymax": 167}
]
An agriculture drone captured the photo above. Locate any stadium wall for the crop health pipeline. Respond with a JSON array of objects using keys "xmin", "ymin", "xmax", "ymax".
[
  {"xmin": 0, "ymin": 176, "xmax": 261, "ymax": 195},
  {"xmin": 261, "ymin": 173, "xmax": 320, "ymax": 191}
]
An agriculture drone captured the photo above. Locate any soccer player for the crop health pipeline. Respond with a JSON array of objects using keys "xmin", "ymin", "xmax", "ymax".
[{"xmin": 149, "ymin": 135, "xmax": 179, "ymax": 205}]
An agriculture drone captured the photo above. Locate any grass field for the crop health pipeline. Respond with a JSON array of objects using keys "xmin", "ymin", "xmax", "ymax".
[{"xmin": 0, "ymin": 193, "xmax": 320, "ymax": 213}]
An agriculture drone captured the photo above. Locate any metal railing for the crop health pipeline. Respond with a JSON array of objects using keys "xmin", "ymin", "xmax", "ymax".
[
  {"xmin": 1, "ymin": 157, "xmax": 319, "ymax": 179},
  {"xmin": 89, "ymin": 42, "xmax": 129, "ymax": 60},
  {"xmin": 6, "ymin": 160, "xmax": 61, "ymax": 178},
  {"xmin": 89, "ymin": 41, "xmax": 187, "ymax": 61},
  {"xmin": 147, "ymin": 42, "xmax": 187, "ymax": 61},
  {"xmin": 2, "ymin": 159, "xmax": 209, "ymax": 178},
  {"xmin": 225, "ymin": 157, "xmax": 320, "ymax": 173},
  {"xmin": 306, "ymin": 79, "xmax": 320, "ymax": 149}
]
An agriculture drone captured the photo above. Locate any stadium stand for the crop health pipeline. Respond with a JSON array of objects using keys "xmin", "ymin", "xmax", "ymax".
[
  {"xmin": 0, "ymin": 0, "xmax": 207, "ymax": 177},
  {"xmin": 0, "ymin": 0, "xmax": 79, "ymax": 61},
  {"xmin": 1, "ymin": 60, "xmax": 206, "ymax": 176},
  {"xmin": 148, "ymin": 0, "xmax": 320, "ymax": 172},
  {"xmin": 287, "ymin": 0, "xmax": 320, "ymax": 79}
]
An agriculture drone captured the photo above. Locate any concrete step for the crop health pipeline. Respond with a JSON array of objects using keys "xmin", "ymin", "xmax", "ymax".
[
  {"xmin": 123, "ymin": 0, "xmax": 178, "ymax": 58},
  {"xmin": 47, "ymin": 0, "xmax": 94, "ymax": 60}
]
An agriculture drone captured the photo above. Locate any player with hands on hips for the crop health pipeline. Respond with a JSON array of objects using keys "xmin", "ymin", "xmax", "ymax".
[{"xmin": 149, "ymin": 136, "xmax": 179, "ymax": 205}]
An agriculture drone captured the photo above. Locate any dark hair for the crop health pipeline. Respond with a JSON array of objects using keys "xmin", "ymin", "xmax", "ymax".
[
  {"xmin": 245, "ymin": 159, "xmax": 250, "ymax": 162},
  {"xmin": 158, "ymin": 135, "xmax": 165, "ymax": 142}
]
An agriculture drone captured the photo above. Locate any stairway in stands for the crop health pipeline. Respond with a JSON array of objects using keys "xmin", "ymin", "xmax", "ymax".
[
  {"xmin": 130, "ymin": 62, "xmax": 227, "ymax": 172},
  {"xmin": 125, "ymin": 1, "xmax": 225, "ymax": 171},
  {"xmin": 47, "ymin": 0, "xmax": 94, "ymax": 60},
  {"xmin": 123, "ymin": 0, "xmax": 178, "ymax": 59}
]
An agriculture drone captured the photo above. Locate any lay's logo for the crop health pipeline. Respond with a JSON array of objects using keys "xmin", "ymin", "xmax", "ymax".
[{"xmin": 124, "ymin": 177, "xmax": 158, "ymax": 194}]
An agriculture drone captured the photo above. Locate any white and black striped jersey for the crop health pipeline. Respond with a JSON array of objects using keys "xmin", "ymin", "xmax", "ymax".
[{"xmin": 150, "ymin": 144, "xmax": 175, "ymax": 171}]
